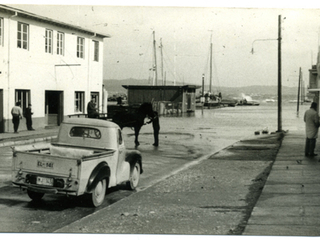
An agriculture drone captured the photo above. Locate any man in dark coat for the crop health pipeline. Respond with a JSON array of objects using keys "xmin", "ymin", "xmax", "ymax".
[
  {"xmin": 87, "ymin": 98, "xmax": 99, "ymax": 118},
  {"xmin": 25, "ymin": 103, "xmax": 34, "ymax": 130},
  {"xmin": 147, "ymin": 111, "xmax": 160, "ymax": 146}
]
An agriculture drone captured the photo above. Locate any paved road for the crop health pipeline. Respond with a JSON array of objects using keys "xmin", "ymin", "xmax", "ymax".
[
  {"xmin": 0, "ymin": 125, "xmax": 238, "ymax": 233},
  {"xmin": 0, "ymin": 108, "xmax": 278, "ymax": 234}
]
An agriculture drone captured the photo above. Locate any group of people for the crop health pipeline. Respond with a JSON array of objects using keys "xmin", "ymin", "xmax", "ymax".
[{"xmin": 11, "ymin": 102, "xmax": 34, "ymax": 133}]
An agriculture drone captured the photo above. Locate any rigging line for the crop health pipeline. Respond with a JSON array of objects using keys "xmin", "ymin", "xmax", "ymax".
[
  {"xmin": 203, "ymin": 44, "xmax": 211, "ymax": 79},
  {"xmin": 210, "ymin": 52, "xmax": 222, "ymax": 92},
  {"xmin": 212, "ymin": 57, "xmax": 221, "ymax": 92},
  {"xmin": 161, "ymin": 47, "xmax": 184, "ymax": 82},
  {"xmin": 162, "ymin": 55, "xmax": 184, "ymax": 83},
  {"xmin": 162, "ymin": 57, "xmax": 176, "ymax": 81},
  {"xmin": 137, "ymin": 32, "xmax": 154, "ymax": 79}
]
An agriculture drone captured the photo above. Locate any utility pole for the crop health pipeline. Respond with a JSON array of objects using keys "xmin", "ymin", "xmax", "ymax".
[
  {"xmin": 251, "ymin": 15, "xmax": 283, "ymax": 132},
  {"xmin": 297, "ymin": 67, "xmax": 301, "ymax": 112},
  {"xmin": 202, "ymin": 74, "xmax": 205, "ymax": 97},
  {"xmin": 209, "ymin": 41, "xmax": 213, "ymax": 94},
  {"xmin": 277, "ymin": 15, "xmax": 282, "ymax": 132}
]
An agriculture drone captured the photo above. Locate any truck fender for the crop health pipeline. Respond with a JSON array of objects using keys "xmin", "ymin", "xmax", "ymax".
[
  {"xmin": 86, "ymin": 162, "xmax": 110, "ymax": 193},
  {"xmin": 125, "ymin": 152, "xmax": 143, "ymax": 174}
]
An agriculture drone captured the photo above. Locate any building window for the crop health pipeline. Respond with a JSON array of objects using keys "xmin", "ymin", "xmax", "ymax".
[
  {"xmin": 15, "ymin": 89, "xmax": 30, "ymax": 114},
  {"xmin": 17, "ymin": 22, "xmax": 29, "ymax": 50},
  {"xmin": 93, "ymin": 40, "xmax": 99, "ymax": 61},
  {"xmin": 57, "ymin": 32, "xmax": 64, "ymax": 55},
  {"xmin": 45, "ymin": 29, "xmax": 53, "ymax": 53},
  {"xmin": 0, "ymin": 18, "xmax": 3, "ymax": 46},
  {"xmin": 77, "ymin": 37, "xmax": 84, "ymax": 59},
  {"xmin": 74, "ymin": 91, "xmax": 85, "ymax": 113}
]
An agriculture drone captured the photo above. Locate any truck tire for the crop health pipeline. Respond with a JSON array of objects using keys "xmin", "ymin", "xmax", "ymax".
[
  {"xmin": 126, "ymin": 162, "xmax": 140, "ymax": 190},
  {"xmin": 27, "ymin": 190, "xmax": 44, "ymax": 201},
  {"xmin": 89, "ymin": 178, "xmax": 107, "ymax": 207}
]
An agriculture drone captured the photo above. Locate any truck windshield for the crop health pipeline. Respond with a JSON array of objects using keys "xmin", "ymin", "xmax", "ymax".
[{"xmin": 70, "ymin": 127, "xmax": 101, "ymax": 139}]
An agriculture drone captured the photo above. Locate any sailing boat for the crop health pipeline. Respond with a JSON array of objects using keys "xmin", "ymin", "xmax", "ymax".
[{"xmin": 203, "ymin": 36, "xmax": 222, "ymax": 108}]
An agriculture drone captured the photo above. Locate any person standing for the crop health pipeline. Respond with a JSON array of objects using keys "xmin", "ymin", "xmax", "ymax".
[
  {"xmin": 87, "ymin": 98, "xmax": 99, "ymax": 118},
  {"xmin": 146, "ymin": 111, "xmax": 160, "ymax": 146},
  {"xmin": 147, "ymin": 111, "xmax": 160, "ymax": 147},
  {"xmin": 152, "ymin": 111, "xmax": 160, "ymax": 146},
  {"xmin": 25, "ymin": 103, "xmax": 35, "ymax": 130},
  {"xmin": 11, "ymin": 102, "xmax": 23, "ymax": 133},
  {"xmin": 304, "ymin": 102, "xmax": 320, "ymax": 157}
]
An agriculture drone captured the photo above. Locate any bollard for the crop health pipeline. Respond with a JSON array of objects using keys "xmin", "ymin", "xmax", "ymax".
[{"xmin": 262, "ymin": 127, "xmax": 269, "ymax": 134}]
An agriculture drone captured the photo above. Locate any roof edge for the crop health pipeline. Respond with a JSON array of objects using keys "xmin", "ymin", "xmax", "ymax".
[{"xmin": 0, "ymin": 4, "xmax": 111, "ymax": 39}]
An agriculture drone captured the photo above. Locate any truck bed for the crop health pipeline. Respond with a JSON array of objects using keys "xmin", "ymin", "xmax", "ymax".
[
  {"xmin": 13, "ymin": 144, "xmax": 115, "ymax": 176},
  {"xmin": 17, "ymin": 143, "xmax": 115, "ymax": 159}
]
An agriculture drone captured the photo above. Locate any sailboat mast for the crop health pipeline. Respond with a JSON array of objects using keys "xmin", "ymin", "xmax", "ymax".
[
  {"xmin": 160, "ymin": 38, "xmax": 164, "ymax": 85},
  {"xmin": 152, "ymin": 31, "xmax": 158, "ymax": 86}
]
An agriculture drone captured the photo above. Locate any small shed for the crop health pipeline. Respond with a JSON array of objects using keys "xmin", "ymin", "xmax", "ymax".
[{"xmin": 122, "ymin": 85, "xmax": 200, "ymax": 114}]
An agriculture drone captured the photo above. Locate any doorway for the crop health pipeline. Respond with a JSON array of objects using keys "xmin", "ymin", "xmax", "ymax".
[
  {"xmin": 0, "ymin": 89, "xmax": 3, "ymax": 133},
  {"xmin": 45, "ymin": 91, "xmax": 64, "ymax": 126}
]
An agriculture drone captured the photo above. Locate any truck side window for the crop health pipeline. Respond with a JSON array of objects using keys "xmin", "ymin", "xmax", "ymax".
[
  {"xmin": 70, "ymin": 127, "xmax": 101, "ymax": 139},
  {"xmin": 118, "ymin": 129, "xmax": 123, "ymax": 145}
]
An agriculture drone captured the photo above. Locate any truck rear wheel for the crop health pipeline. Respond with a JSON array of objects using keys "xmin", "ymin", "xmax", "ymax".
[
  {"xmin": 126, "ymin": 162, "xmax": 140, "ymax": 190},
  {"xmin": 27, "ymin": 190, "xmax": 44, "ymax": 201},
  {"xmin": 89, "ymin": 178, "xmax": 107, "ymax": 207}
]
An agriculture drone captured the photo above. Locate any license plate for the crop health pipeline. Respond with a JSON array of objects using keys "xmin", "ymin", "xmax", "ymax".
[
  {"xmin": 37, "ymin": 161, "xmax": 54, "ymax": 169},
  {"xmin": 36, "ymin": 176, "xmax": 54, "ymax": 186}
]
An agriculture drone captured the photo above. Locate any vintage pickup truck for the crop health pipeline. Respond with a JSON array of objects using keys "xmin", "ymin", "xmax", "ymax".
[{"xmin": 12, "ymin": 118, "xmax": 143, "ymax": 207}]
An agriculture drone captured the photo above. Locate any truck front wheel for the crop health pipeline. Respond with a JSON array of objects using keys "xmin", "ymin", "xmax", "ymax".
[
  {"xmin": 27, "ymin": 190, "xmax": 44, "ymax": 201},
  {"xmin": 126, "ymin": 162, "xmax": 140, "ymax": 190},
  {"xmin": 89, "ymin": 178, "xmax": 107, "ymax": 207}
]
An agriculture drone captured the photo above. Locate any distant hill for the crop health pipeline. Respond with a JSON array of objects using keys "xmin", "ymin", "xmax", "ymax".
[
  {"xmin": 104, "ymin": 79, "xmax": 149, "ymax": 93},
  {"xmin": 104, "ymin": 78, "xmax": 181, "ymax": 93},
  {"xmin": 103, "ymin": 79, "xmax": 308, "ymax": 101}
]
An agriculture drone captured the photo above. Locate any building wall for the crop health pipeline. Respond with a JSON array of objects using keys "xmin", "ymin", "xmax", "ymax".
[
  {"xmin": 308, "ymin": 66, "xmax": 319, "ymax": 111},
  {"xmin": 0, "ymin": 11, "xmax": 105, "ymax": 132},
  {"xmin": 125, "ymin": 86, "xmax": 197, "ymax": 114},
  {"xmin": 127, "ymin": 88, "xmax": 183, "ymax": 105}
]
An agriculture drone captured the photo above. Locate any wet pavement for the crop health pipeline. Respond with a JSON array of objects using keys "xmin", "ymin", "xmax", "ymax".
[
  {"xmin": 1, "ymin": 114, "xmax": 320, "ymax": 236},
  {"xmin": 54, "ymin": 132, "xmax": 283, "ymax": 235}
]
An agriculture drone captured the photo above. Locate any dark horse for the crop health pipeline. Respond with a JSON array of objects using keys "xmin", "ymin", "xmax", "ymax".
[{"xmin": 112, "ymin": 102, "xmax": 154, "ymax": 147}]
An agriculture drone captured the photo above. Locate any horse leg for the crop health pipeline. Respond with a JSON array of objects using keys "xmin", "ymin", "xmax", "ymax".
[{"xmin": 134, "ymin": 125, "xmax": 141, "ymax": 147}]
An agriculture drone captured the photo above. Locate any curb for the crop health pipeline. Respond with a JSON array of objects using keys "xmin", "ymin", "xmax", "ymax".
[{"xmin": 0, "ymin": 136, "xmax": 57, "ymax": 148}]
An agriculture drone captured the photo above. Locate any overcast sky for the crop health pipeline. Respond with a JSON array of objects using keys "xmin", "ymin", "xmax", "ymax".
[{"xmin": 3, "ymin": 1, "xmax": 320, "ymax": 89}]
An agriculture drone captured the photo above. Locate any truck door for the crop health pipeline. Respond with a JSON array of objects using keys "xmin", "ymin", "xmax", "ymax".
[{"xmin": 116, "ymin": 129, "xmax": 130, "ymax": 183}]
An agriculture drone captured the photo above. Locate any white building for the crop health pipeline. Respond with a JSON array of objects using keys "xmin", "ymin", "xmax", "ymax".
[{"xmin": 0, "ymin": 5, "xmax": 110, "ymax": 132}]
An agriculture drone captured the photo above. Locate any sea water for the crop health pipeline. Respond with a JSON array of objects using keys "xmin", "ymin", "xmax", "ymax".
[{"xmin": 125, "ymin": 101, "xmax": 310, "ymax": 153}]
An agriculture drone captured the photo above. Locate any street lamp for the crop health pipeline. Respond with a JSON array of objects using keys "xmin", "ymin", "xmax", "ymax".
[
  {"xmin": 251, "ymin": 39, "xmax": 278, "ymax": 54},
  {"xmin": 251, "ymin": 15, "xmax": 283, "ymax": 133}
]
